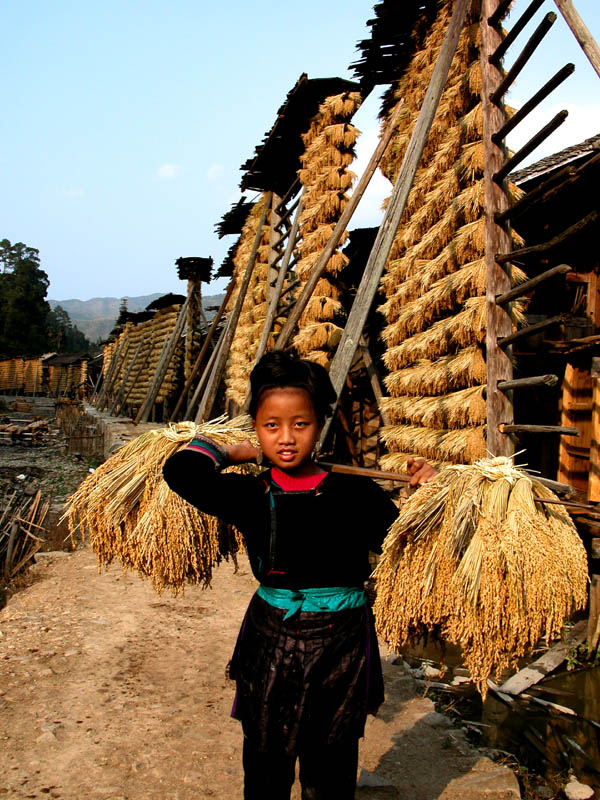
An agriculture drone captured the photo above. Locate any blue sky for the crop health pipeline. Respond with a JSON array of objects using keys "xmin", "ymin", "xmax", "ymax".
[{"xmin": 2, "ymin": 1, "xmax": 599, "ymax": 302}]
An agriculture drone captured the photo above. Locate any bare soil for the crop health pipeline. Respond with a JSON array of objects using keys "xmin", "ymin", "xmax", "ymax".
[
  {"xmin": 0, "ymin": 424, "xmax": 521, "ymax": 799},
  {"xmin": 0, "ymin": 546, "xmax": 522, "ymax": 800}
]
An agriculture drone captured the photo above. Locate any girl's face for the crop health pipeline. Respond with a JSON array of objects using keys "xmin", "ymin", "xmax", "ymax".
[{"xmin": 253, "ymin": 387, "xmax": 322, "ymax": 475}]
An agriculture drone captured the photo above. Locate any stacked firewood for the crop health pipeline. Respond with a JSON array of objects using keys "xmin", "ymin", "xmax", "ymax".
[
  {"xmin": 0, "ymin": 418, "xmax": 51, "ymax": 445},
  {"xmin": 0, "ymin": 489, "xmax": 49, "ymax": 580}
]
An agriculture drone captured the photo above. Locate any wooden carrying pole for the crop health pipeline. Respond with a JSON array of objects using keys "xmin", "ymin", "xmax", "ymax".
[
  {"xmin": 274, "ymin": 99, "xmax": 406, "ymax": 351},
  {"xmin": 135, "ymin": 298, "xmax": 189, "ymax": 424},
  {"xmin": 194, "ymin": 192, "xmax": 272, "ymax": 423},
  {"xmin": 554, "ymin": 0, "xmax": 600, "ymax": 80},
  {"xmin": 319, "ymin": 0, "xmax": 472, "ymax": 446},
  {"xmin": 169, "ymin": 280, "xmax": 235, "ymax": 422}
]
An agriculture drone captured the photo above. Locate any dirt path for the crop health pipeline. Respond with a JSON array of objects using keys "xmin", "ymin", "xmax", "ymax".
[{"xmin": 0, "ymin": 547, "xmax": 520, "ymax": 799}]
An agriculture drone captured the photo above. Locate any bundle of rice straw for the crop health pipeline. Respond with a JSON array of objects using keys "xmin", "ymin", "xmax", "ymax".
[
  {"xmin": 374, "ymin": 456, "xmax": 588, "ymax": 697},
  {"xmin": 65, "ymin": 416, "xmax": 258, "ymax": 594}
]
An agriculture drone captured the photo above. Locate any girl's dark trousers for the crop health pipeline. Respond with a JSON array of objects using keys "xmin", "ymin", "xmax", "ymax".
[{"xmin": 242, "ymin": 735, "xmax": 359, "ymax": 799}]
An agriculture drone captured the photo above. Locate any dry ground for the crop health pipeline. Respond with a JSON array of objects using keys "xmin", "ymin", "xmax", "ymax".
[{"xmin": 0, "ymin": 546, "xmax": 521, "ymax": 800}]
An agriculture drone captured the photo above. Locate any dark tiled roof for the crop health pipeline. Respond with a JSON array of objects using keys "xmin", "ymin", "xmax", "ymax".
[
  {"xmin": 240, "ymin": 73, "xmax": 361, "ymax": 196},
  {"xmin": 350, "ymin": 0, "xmax": 439, "ymax": 93},
  {"xmin": 510, "ymin": 132, "xmax": 600, "ymax": 184}
]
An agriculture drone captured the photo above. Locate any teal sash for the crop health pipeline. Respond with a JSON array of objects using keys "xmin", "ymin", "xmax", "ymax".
[{"xmin": 257, "ymin": 585, "xmax": 367, "ymax": 620}]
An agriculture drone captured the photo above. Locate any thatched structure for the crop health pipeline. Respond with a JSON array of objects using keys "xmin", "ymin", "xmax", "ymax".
[
  {"xmin": 375, "ymin": 0, "xmax": 526, "ymax": 468},
  {"xmin": 292, "ymin": 92, "xmax": 362, "ymax": 367},
  {"xmin": 100, "ymin": 305, "xmax": 182, "ymax": 415}
]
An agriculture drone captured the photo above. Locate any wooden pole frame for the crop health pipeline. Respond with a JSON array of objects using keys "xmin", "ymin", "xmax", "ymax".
[
  {"xmin": 194, "ymin": 191, "xmax": 272, "ymax": 423},
  {"xmin": 554, "ymin": 0, "xmax": 600, "ymax": 80},
  {"xmin": 274, "ymin": 99, "xmax": 406, "ymax": 351},
  {"xmin": 134, "ymin": 298, "xmax": 189, "ymax": 424},
  {"xmin": 319, "ymin": 0, "xmax": 472, "ymax": 447},
  {"xmin": 481, "ymin": 0, "xmax": 515, "ymax": 458}
]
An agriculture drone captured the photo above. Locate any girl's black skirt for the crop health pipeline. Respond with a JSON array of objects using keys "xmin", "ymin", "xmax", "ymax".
[{"xmin": 229, "ymin": 592, "xmax": 384, "ymax": 755}]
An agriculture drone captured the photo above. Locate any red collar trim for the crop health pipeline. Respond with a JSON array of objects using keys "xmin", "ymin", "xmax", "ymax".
[{"xmin": 270, "ymin": 467, "xmax": 327, "ymax": 492}]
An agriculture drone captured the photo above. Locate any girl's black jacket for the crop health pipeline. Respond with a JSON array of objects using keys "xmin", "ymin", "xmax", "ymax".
[{"xmin": 162, "ymin": 448, "xmax": 399, "ymax": 590}]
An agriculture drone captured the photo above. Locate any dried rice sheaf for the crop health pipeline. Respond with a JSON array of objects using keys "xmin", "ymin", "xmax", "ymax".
[
  {"xmin": 65, "ymin": 416, "xmax": 259, "ymax": 594},
  {"xmin": 374, "ymin": 457, "xmax": 588, "ymax": 697}
]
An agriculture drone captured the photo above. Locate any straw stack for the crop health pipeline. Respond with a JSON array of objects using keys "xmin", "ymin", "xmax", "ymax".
[
  {"xmin": 292, "ymin": 92, "xmax": 362, "ymax": 367},
  {"xmin": 223, "ymin": 194, "xmax": 272, "ymax": 408},
  {"xmin": 374, "ymin": 456, "xmax": 589, "ymax": 696},
  {"xmin": 102, "ymin": 308, "xmax": 183, "ymax": 411},
  {"xmin": 377, "ymin": 1, "xmax": 526, "ymax": 468},
  {"xmin": 66, "ymin": 416, "xmax": 259, "ymax": 593}
]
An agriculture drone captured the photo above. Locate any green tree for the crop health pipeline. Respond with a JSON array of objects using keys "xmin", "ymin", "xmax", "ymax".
[{"xmin": 0, "ymin": 239, "xmax": 50, "ymax": 355}]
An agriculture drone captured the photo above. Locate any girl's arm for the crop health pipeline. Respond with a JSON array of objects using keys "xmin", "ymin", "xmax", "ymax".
[{"xmin": 162, "ymin": 436, "xmax": 264, "ymax": 528}]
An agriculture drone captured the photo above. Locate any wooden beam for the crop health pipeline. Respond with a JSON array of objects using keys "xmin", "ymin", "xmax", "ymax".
[
  {"xmin": 494, "ymin": 109, "xmax": 568, "ymax": 183},
  {"xmin": 113, "ymin": 345, "xmax": 152, "ymax": 417},
  {"xmin": 554, "ymin": 0, "xmax": 600, "ymax": 80},
  {"xmin": 498, "ymin": 373, "xmax": 559, "ymax": 391},
  {"xmin": 490, "ymin": 0, "xmax": 546, "ymax": 65},
  {"xmin": 482, "ymin": 0, "xmax": 515, "ymax": 459},
  {"xmin": 499, "ymin": 314, "xmax": 566, "ymax": 347},
  {"xmin": 194, "ymin": 192, "xmax": 272, "ymax": 422},
  {"xmin": 588, "ymin": 575, "xmax": 600, "ymax": 650},
  {"xmin": 490, "ymin": 13, "xmax": 557, "ymax": 105},
  {"xmin": 251, "ymin": 192, "xmax": 305, "ymax": 374},
  {"xmin": 109, "ymin": 338, "xmax": 144, "ymax": 415},
  {"xmin": 319, "ymin": 0, "xmax": 472, "ymax": 446},
  {"xmin": 589, "ymin": 357, "xmax": 600, "ymax": 502},
  {"xmin": 272, "ymin": 177, "xmax": 300, "ymax": 216},
  {"xmin": 488, "ymin": 0, "xmax": 513, "ymax": 28},
  {"xmin": 499, "ymin": 620, "xmax": 586, "ymax": 695},
  {"xmin": 359, "ymin": 336, "xmax": 392, "ymax": 426},
  {"xmin": 267, "ymin": 192, "xmax": 283, "ymax": 302},
  {"xmin": 526, "ymin": 473, "xmax": 576, "ymax": 497},
  {"xmin": 493, "ymin": 64, "xmax": 574, "ymax": 143},
  {"xmin": 187, "ymin": 321, "xmax": 227, "ymax": 420},
  {"xmin": 169, "ymin": 279, "xmax": 234, "ymax": 422},
  {"xmin": 495, "ymin": 263, "xmax": 572, "ymax": 304},
  {"xmin": 496, "ymin": 211, "xmax": 599, "ymax": 263},
  {"xmin": 498, "ymin": 423, "xmax": 579, "ymax": 435},
  {"xmin": 273, "ymin": 97, "xmax": 406, "ymax": 351}
]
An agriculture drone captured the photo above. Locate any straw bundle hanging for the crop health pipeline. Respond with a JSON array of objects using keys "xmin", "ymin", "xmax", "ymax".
[
  {"xmin": 223, "ymin": 195, "xmax": 272, "ymax": 408},
  {"xmin": 374, "ymin": 457, "xmax": 588, "ymax": 697},
  {"xmin": 375, "ymin": 0, "xmax": 526, "ymax": 470},
  {"xmin": 292, "ymin": 91, "xmax": 361, "ymax": 365},
  {"xmin": 65, "ymin": 416, "xmax": 259, "ymax": 594}
]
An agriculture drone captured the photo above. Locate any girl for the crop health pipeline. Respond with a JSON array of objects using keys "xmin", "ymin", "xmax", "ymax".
[{"xmin": 163, "ymin": 351, "xmax": 434, "ymax": 799}]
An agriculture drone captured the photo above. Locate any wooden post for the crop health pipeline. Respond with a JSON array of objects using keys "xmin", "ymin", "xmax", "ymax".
[
  {"xmin": 588, "ymin": 575, "xmax": 600, "ymax": 651},
  {"xmin": 590, "ymin": 357, "xmax": 600, "ymax": 502},
  {"xmin": 109, "ymin": 338, "xmax": 144, "ymax": 415},
  {"xmin": 246, "ymin": 191, "xmax": 305, "ymax": 395},
  {"xmin": 481, "ymin": 0, "xmax": 515, "ymax": 458},
  {"xmin": 319, "ymin": 0, "xmax": 472, "ymax": 446},
  {"xmin": 359, "ymin": 336, "xmax": 392, "ymax": 426},
  {"xmin": 554, "ymin": 0, "xmax": 600, "ymax": 80},
  {"xmin": 135, "ymin": 299, "xmax": 189, "ymax": 424},
  {"xmin": 267, "ymin": 193, "xmax": 283, "ymax": 302},
  {"xmin": 169, "ymin": 279, "xmax": 235, "ymax": 421},
  {"xmin": 274, "ymin": 98, "xmax": 406, "ymax": 351},
  {"xmin": 194, "ymin": 192, "xmax": 272, "ymax": 423},
  {"xmin": 188, "ymin": 320, "xmax": 228, "ymax": 421}
]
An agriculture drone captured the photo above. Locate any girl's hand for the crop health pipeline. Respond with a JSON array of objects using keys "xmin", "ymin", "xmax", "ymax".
[
  {"xmin": 407, "ymin": 457, "xmax": 437, "ymax": 487},
  {"xmin": 225, "ymin": 439, "xmax": 260, "ymax": 465}
]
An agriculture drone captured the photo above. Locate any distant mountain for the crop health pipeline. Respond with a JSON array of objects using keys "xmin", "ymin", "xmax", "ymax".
[{"xmin": 48, "ymin": 293, "xmax": 225, "ymax": 343}]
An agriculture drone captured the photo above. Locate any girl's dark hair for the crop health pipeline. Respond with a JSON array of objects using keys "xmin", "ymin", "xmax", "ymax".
[{"xmin": 249, "ymin": 351, "xmax": 336, "ymax": 424}]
